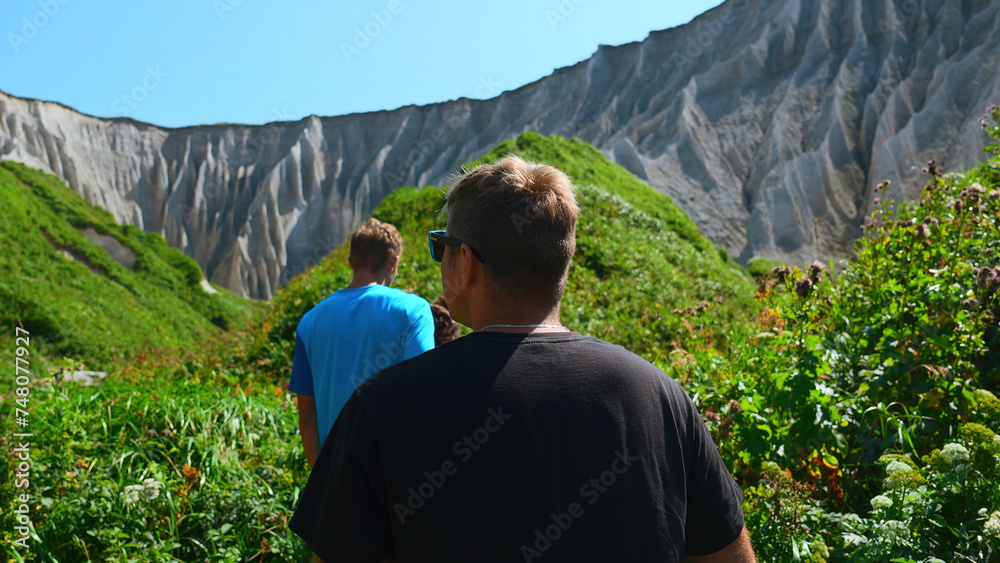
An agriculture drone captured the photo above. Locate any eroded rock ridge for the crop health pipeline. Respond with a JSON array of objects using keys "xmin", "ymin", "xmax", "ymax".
[{"xmin": 3, "ymin": 0, "xmax": 998, "ymax": 297}]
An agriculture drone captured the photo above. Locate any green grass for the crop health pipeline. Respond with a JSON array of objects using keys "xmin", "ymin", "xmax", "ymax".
[
  {"xmin": 0, "ymin": 362, "xmax": 308, "ymax": 561},
  {"xmin": 0, "ymin": 161, "xmax": 256, "ymax": 391},
  {"xmin": 467, "ymin": 133, "xmax": 721, "ymax": 255},
  {"xmin": 7, "ymin": 113, "xmax": 1000, "ymax": 561},
  {"xmin": 1, "ymin": 132, "xmax": 758, "ymax": 560},
  {"xmin": 746, "ymin": 256, "xmax": 785, "ymax": 277}
]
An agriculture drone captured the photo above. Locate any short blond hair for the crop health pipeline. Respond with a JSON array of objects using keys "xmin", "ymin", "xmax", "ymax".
[
  {"xmin": 349, "ymin": 218, "xmax": 403, "ymax": 272},
  {"xmin": 445, "ymin": 155, "xmax": 578, "ymax": 303}
]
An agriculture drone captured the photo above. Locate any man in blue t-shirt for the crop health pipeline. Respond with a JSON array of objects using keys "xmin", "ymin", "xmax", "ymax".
[{"xmin": 289, "ymin": 218, "xmax": 435, "ymax": 468}]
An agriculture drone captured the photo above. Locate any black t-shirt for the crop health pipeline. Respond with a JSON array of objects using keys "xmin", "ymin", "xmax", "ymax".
[{"xmin": 291, "ymin": 331, "xmax": 744, "ymax": 562}]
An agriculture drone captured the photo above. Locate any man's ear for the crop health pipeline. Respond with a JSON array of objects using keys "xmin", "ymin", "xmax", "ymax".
[
  {"xmin": 441, "ymin": 245, "xmax": 477, "ymax": 294},
  {"xmin": 440, "ymin": 247, "xmax": 464, "ymax": 304},
  {"xmin": 459, "ymin": 244, "xmax": 482, "ymax": 287},
  {"xmin": 383, "ymin": 254, "xmax": 400, "ymax": 284}
]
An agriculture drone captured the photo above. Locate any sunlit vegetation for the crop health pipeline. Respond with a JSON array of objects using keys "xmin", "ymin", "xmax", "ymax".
[{"xmin": 3, "ymin": 108, "xmax": 999, "ymax": 560}]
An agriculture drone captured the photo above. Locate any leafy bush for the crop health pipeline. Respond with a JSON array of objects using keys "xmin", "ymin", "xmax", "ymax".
[{"xmin": 683, "ymin": 108, "xmax": 1000, "ymax": 561}]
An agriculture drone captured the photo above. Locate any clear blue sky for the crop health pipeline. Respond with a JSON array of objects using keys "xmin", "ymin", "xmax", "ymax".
[{"xmin": 1, "ymin": 0, "xmax": 724, "ymax": 128}]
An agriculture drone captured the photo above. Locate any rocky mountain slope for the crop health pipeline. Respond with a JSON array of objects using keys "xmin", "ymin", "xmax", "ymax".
[{"xmin": 2, "ymin": 0, "xmax": 998, "ymax": 298}]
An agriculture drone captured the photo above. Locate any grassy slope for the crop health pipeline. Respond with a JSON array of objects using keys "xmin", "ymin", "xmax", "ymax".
[
  {"xmin": 246, "ymin": 132, "xmax": 758, "ymax": 378},
  {"xmin": 0, "ymin": 161, "xmax": 255, "ymax": 388}
]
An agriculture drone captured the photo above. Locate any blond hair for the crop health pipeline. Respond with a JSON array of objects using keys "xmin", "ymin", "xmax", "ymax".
[
  {"xmin": 349, "ymin": 218, "xmax": 403, "ymax": 272},
  {"xmin": 445, "ymin": 155, "xmax": 578, "ymax": 303}
]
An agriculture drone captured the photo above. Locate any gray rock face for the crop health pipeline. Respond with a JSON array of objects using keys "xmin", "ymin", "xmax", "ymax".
[{"xmin": 3, "ymin": 0, "xmax": 999, "ymax": 298}]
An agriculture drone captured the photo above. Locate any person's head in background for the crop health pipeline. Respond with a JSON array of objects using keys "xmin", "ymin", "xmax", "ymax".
[
  {"xmin": 347, "ymin": 218, "xmax": 403, "ymax": 288},
  {"xmin": 430, "ymin": 296, "xmax": 460, "ymax": 346},
  {"xmin": 441, "ymin": 155, "xmax": 578, "ymax": 328}
]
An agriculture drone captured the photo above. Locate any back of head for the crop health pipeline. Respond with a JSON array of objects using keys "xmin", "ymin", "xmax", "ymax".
[
  {"xmin": 445, "ymin": 155, "xmax": 579, "ymax": 305},
  {"xmin": 349, "ymin": 218, "xmax": 403, "ymax": 272}
]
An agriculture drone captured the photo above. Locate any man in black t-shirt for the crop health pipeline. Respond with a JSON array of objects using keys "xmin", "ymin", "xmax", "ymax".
[{"xmin": 291, "ymin": 156, "xmax": 755, "ymax": 562}]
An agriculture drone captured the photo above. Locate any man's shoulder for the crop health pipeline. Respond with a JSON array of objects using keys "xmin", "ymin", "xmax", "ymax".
[
  {"xmin": 524, "ymin": 334, "xmax": 687, "ymax": 396},
  {"xmin": 301, "ymin": 286, "xmax": 427, "ymax": 317},
  {"xmin": 381, "ymin": 286, "xmax": 430, "ymax": 308},
  {"xmin": 350, "ymin": 335, "xmax": 470, "ymax": 398},
  {"xmin": 365, "ymin": 334, "xmax": 455, "ymax": 376},
  {"xmin": 298, "ymin": 291, "xmax": 345, "ymax": 327},
  {"xmin": 359, "ymin": 332, "xmax": 667, "ymax": 393},
  {"xmin": 356, "ymin": 285, "xmax": 428, "ymax": 312},
  {"xmin": 371, "ymin": 332, "xmax": 655, "ymax": 370},
  {"xmin": 556, "ymin": 334, "xmax": 665, "ymax": 371}
]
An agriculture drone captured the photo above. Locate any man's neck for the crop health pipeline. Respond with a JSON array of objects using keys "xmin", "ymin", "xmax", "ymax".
[
  {"xmin": 346, "ymin": 270, "xmax": 387, "ymax": 289},
  {"xmin": 473, "ymin": 303, "xmax": 566, "ymax": 333}
]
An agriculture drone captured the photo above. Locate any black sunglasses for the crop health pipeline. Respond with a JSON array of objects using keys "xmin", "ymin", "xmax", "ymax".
[{"xmin": 428, "ymin": 230, "xmax": 486, "ymax": 263}]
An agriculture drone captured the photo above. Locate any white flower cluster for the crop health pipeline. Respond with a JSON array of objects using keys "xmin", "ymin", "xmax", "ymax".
[
  {"xmin": 885, "ymin": 460, "xmax": 911, "ymax": 475},
  {"xmin": 870, "ymin": 495, "xmax": 893, "ymax": 510},
  {"xmin": 941, "ymin": 443, "xmax": 970, "ymax": 464},
  {"xmin": 986, "ymin": 511, "xmax": 1000, "ymax": 538},
  {"xmin": 123, "ymin": 478, "xmax": 163, "ymax": 506},
  {"xmin": 882, "ymin": 459, "xmax": 921, "ymax": 490}
]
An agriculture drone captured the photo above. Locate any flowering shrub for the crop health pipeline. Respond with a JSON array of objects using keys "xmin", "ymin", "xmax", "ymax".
[
  {"xmin": 741, "ymin": 461, "xmax": 833, "ymax": 561},
  {"xmin": 838, "ymin": 421, "xmax": 1000, "ymax": 561},
  {"xmin": 678, "ymin": 107, "xmax": 1000, "ymax": 560},
  {"xmin": 122, "ymin": 478, "xmax": 163, "ymax": 506}
]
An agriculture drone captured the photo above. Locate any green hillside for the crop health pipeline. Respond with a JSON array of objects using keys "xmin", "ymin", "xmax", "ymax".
[
  {"xmin": 246, "ymin": 132, "xmax": 758, "ymax": 377},
  {"xmin": 0, "ymin": 160, "xmax": 255, "ymax": 389},
  {"xmin": 4, "ymin": 113, "xmax": 999, "ymax": 561}
]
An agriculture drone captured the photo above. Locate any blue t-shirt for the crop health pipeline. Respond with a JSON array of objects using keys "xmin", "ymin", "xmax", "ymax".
[{"xmin": 288, "ymin": 284, "xmax": 435, "ymax": 447}]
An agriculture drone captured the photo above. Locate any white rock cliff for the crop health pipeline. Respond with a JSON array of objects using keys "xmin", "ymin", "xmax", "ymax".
[{"xmin": 2, "ymin": 0, "xmax": 998, "ymax": 298}]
